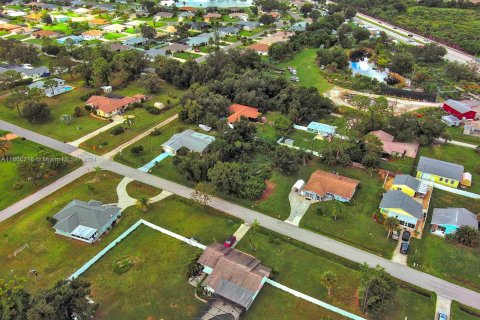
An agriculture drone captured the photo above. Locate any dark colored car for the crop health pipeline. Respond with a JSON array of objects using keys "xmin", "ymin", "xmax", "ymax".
[
  {"xmin": 438, "ymin": 312, "xmax": 447, "ymax": 320},
  {"xmin": 402, "ymin": 230, "xmax": 411, "ymax": 242},
  {"xmin": 400, "ymin": 242, "xmax": 409, "ymax": 254},
  {"xmin": 223, "ymin": 235, "xmax": 237, "ymax": 247}
]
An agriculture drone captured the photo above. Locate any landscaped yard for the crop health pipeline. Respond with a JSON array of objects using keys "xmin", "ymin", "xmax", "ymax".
[
  {"xmin": 5, "ymin": 34, "xmax": 29, "ymax": 40},
  {"xmin": 0, "ymin": 80, "xmax": 108, "ymax": 142},
  {"xmin": 43, "ymin": 23, "xmax": 72, "ymax": 34},
  {"xmin": 285, "ymin": 129, "xmax": 330, "ymax": 153},
  {"xmin": 450, "ymin": 302, "xmax": 480, "ymax": 320},
  {"xmin": 0, "ymin": 138, "xmax": 80, "ymax": 210},
  {"xmin": 418, "ymin": 144, "xmax": 480, "ymax": 193},
  {"xmin": 103, "ymin": 32, "xmax": 128, "ymax": 40},
  {"xmin": 408, "ymin": 190, "xmax": 480, "ymax": 292},
  {"xmin": 173, "ymin": 51, "xmax": 202, "ymax": 60},
  {"xmin": 277, "ymin": 48, "xmax": 333, "ymax": 94}
]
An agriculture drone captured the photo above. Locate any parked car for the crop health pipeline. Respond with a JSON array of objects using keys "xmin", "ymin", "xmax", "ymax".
[
  {"xmin": 194, "ymin": 48, "xmax": 200, "ymax": 52},
  {"xmin": 438, "ymin": 312, "xmax": 447, "ymax": 320},
  {"xmin": 407, "ymin": 33, "xmax": 413, "ymax": 37},
  {"xmin": 400, "ymin": 242, "xmax": 409, "ymax": 254},
  {"xmin": 402, "ymin": 230, "xmax": 411, "ymax": 242},
  {"xmin": 392, "ymin": 230, "xmax": 399, "ymax": 241},
  {"xmin": 223, "ymin": 235, "xmax": 236, "ymax": 247}
]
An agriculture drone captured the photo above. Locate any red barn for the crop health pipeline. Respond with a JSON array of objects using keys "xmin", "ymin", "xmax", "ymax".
[{"xmin": 442, "ymin": 99, "xmax": 477, "ymax": 120}]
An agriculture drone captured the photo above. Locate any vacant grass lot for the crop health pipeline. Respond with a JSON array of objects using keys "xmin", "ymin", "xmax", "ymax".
[
  {"xmin": 450, "ymin": 302, "xmax": 480, "ymax": 320},
  {"xmin": 277, "ymin": 48, "xmax": 333, "ymax": 94},
  {"xmin": 408, "ymin": 190, "xmax": 480, "ymax": 292},
  {"xmin": 103, "ymin": 32, "xmax": 127, "ymax": 40},
  {"xmin": 238, "ymin": 230, "xmax": 435, "ymax": 320},
  {"xmin": 419, "ymin": 144, "xmax": 480, "ymax": 193},
  {"xmin": 0, "ymin": 80, "xmax": 107, "ymax": 142},
  {"xmin": 0, "ymin": 170, "xmax": 239, "ymax": 292},
  {"xmin": 0, "ymin": 138, "xmax": 80, "ymax": 210},
  {"xmin": 173, "ymin": 51, "xmax": 202, "ymax": 60},
  {"xmin": 286, "ymin": 129, "xmax": 330, "ymax": 153}
]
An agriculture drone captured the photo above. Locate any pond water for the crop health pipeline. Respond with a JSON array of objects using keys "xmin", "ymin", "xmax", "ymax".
[
  {"xmin": 160, "ymin": 0, "xmax": 252, "ymax": 7},
  {"xmin": 349, "ymin": 58, "xmax": 389, "ymax": 82}
]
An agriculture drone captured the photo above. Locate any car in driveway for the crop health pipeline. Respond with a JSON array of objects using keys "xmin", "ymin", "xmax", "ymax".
[
  {"xmin": 400, "ymin": 242, "xmax": 409, "ymax": 254},
  {"xmin": 438, "ymin": 312, "xmax": 447, "ymax": 320},
  {"xmin": 392, "ymin": 230, "xmax": 399, "ymax": 240},
  {"xmin": 223, "ymin": 235, "xmax": 236, "ymax": 247},
  {"xmin": 402, "ymin": 230, "xmax": 411, "ymax": 242}
]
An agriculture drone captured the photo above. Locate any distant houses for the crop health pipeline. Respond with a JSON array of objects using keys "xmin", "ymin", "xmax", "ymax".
[
  {"xmin": 431, "ymin": 208, "xmax": 478, "ymax": 237},
  {"xmin": 52, "ymin": 200, "xmax": 122, "ymax": 243},
  {"xmin": 82, "ymin": 29, "xmax": 104, "ymax": 40},
  {"xmin": 86, "ymin": 94, "xmax": 146, "ymax": 118},
  {"xmin": 162, "ymin": 129, "xmax": 215, "ymax": 155},
  {"xmin": 300, "ymin": 169, "xmax": 360, "ymax": 203},
  {"xmin": 248, "ymin": 43, "xmax": 269, "ymax": 56},
  {"xmin": 0, "ymin": 65, "xmax": 50, "ymax": 81},
  {"xmin": 122, "ymin": 36, "xmax": 148, "ymax": 46},
  {"xmin": 416, "ymin": 156, "xmax": 464, "ymax": 188}
]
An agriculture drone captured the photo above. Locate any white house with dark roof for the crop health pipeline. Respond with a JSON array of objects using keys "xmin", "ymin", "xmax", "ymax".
[
  {"xmin": 162, "ymin": 130, "xmax": 215, "ymax": 155},
  {"xmin": 431, "ymin": 208, "xmax": 478, "ymax": 236}
]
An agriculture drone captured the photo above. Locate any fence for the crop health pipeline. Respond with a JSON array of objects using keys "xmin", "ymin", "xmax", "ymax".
[{"xmin": 380, "ymin": 87, "xmax": 437, "ymax": 102}]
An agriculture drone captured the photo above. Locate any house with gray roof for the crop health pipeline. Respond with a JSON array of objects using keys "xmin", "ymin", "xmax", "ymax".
[
  {"xmin": 218, "ymin": 26, "xmax": 239, "ymax": 36},
  {"xmin": 416, "ymin": 156, "xmax": 464, "ymax": 188},
  {"xmin": 379, "ymin": 190, "xmax": 424, "ymax": 230},
  {"xmin": 162, "ymin": 129, "xmax": 215, "ymax": 155},
  {"xmin": 391, "ymin": 174, "xmax": 429, "ymax": 197},
  {"xmin": 52, "ymin": 200, "xmax": 122, "ymax": 243},
  {"xmin": 289, "ymin": 21, "xmax": 307, "ymax": 32},
  {"xmin": 186, "ymin": 33, "xmax": 213, "ymax": 46},
  {"xmin": 28, "ymin": 78, "xmax": 72, "ymax": 97},
  {"xmin": 145, "ymin": 47, "xmax": 167, "ymax": 60},
  {"xmin": 431, "ymin": 208, "xmax": 478, "ymax": 236},
  {"xmin": 122, "ymin": 36, "xmax": 148, "ymax": 46},
  {"xmin": 0, "ymin": 66, "xmax": 50, "ymax": 81},
  {"xmin": 237, "ymin": 21, "xmax": 259, "ymax": 31}
]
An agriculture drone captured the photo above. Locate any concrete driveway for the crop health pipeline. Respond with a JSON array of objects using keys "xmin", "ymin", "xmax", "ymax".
[
  {"xmin": 435, "ymin": 296, "xmax": 451, "ymax": 320},
  {"xmin": 391, "ymin": 235, "xmax": 408, "ymax": 265},
  {"xmin": 285, "ymin": 191, "xmax": 313, "ymax": 226}
]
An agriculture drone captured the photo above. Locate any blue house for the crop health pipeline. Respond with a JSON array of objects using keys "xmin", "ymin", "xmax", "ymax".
[
  {"xmin": 306, "ymin": 121, "xmax": 336, "ymax": 136},
  {"xmin": 431, "ymin": 208, "xmax": 478, "ymax": 237},
  {"xmin": 57, "ymin": 35, "xmax": 84, "ymax": 44},
  {"xmin": 122, "ymin": 36, "xmax": 148, "ymax": 46},
  {"xmin": 52, "ymin": 200, "xmax": 122, "ymax": 243}
]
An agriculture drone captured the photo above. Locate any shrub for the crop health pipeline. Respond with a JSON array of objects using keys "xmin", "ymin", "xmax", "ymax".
[
  {"xmin": 147, "ymin": 107, "xmax": 160, "ymax": 115},
  {"xmin": 130, "ymin": 145, "xmax": 144, "ymax": 154},
  {"xmin": 12, "ymin": 182, "xmax": 23, "ymax": 190},
  {"xmin": 110, "ymin": 126, "xmax": 125, "ymax": 136},
  {"xmin": 150, "ymin": 128, "xmax": 161, "ymax": 136},
  {"xmin": 113, "ymin": 257, "xmax": 133, "ymax": 275},
  {"xmin": 45, "ymin": 216, "xmax": 57, "ymax": 225},
  {"xmin": 452, "ymin": 225, "xmax": 480, "ymax": 247},
  {"xmin": 73, "ymin": 106, "xmax": 83, "ymax": 117}
]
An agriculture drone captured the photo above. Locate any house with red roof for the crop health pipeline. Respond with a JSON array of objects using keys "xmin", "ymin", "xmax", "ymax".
[
  {"xmin": 370, "ymin": 130, "xmax": 419, "ymax": 159},
  {"xmin": 86, "ymin": 94, "xmax": 146, "ymax": 118},
  {"xmin": 227, "ymin": 104, "xmax": 261, "ymax": 124}
]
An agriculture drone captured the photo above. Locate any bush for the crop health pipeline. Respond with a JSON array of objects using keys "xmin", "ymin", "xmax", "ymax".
[
  {"xmin": 127, "ymin": 102, "xmax": 143, "ymax": 110},
  {"xmin": 12, "ymin": 182, "xmax": 23, "ymax": 190},
  {"xmin": 45, "ymin": 216, "xmax": 58, "ymax": 225},
  {"xmin": 150, "ymin": 128, "xmax": 161, "ymax": 136},
  {"xmin": 130, "ymin": 145, "xmax": 144, "ymax": 154},
  {"xmin": 451, "ymin": 225, "xmax": 480, "ymax": 247},
  {"xmin": 73, "ymin": 106, "xmax": 83, "ymax": 117},
  {"xmin": 147, "ymin": 107, "xmax": 161, "ymax": 115},
  {"xmin": 22, "ymin": 102, "xmax": 51, "ymax": 124},
  {"xmin": 110, "ymin": 126, "xmax": 125, "ymax": 136},
  {"xmin": 112, "ymin": 257, "xmax": 133, "ymax": 275}
]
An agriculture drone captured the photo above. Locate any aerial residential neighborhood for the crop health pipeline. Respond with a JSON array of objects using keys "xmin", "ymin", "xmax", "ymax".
[{"xmin": 0, "ymin": 0, "xmax": 479, "ymax": 319}]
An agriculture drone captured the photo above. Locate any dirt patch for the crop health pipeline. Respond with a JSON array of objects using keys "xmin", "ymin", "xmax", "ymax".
[{"xmin": 258, "ymin": 180, "xmax": 276, "ymax": 202}]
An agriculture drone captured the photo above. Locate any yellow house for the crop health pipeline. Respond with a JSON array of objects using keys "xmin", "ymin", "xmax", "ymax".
[
  {"xmin": 391, "ymin": 174, "xmax": 420, "ymax": 197},
  {"xmin": 416, "ymin": 156, "xmax": 463, "ymax": 188},
  {"xmin": 379, "ymin": 190, "xmax": 423, "ymax": 230}
]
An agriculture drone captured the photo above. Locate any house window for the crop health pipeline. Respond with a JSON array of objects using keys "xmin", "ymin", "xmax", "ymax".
[
  {"xmin": 439, "ymin": 178, "xmax": 443, "ymax": 182},
  {"xmin": 407, "ymin": 223, "xmax": 415, "ymax": 229},
  {"xmin": 437, "ymin": 226, "xmax": 446, "ymax": 232},
  {"xmin": 445, "ymin": 179, "xmax": 449, "ymax": 183},
  {"xmin": 451, "ymin": 180, "xmax": 455, "ymax": 185}
]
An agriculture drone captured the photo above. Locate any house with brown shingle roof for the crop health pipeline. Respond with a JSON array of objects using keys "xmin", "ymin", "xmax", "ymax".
[
  {"xmin": 82, "ymin": 29, "xmax": 104, "ymax": 40},
  {"xmin": 300, "ymin": 170, "xmax": 360, "ymax": 202},
  {"xmin": 198, "ymin": 243, "xmax": 271, "ymax": 311},
  {"xmin": 32, "ymin": 29, "xmax": 60, "ymax": 38},
  {"xmin": 248, "ymin": 43, "xmax": 269, "ymax": 56},
  {"xmin": 227, "ymin": 104, "xmax": 261, "ymax": 124},
  {"xmin": 86, "ymin": 94, "xmax": 146, "ymax": 118}
]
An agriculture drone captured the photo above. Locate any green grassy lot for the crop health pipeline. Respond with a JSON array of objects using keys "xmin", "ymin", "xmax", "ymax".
[
  {"xmin": 277, "ymin": 48, "xmax": 333, "ymax": 94},
  {"xmin": 0, "ymin": 170, "xmax": 239, "ymax": 292},
  {"xmin": 285, "ymin": 129, "xmax": 330, "ymax": 153},
  {"xmin": 419, "ymin": 144, "xmax": 480, "ymax": 193},
  {"xmin": 0, "ymin": 80, "xmax": 107, "ymax": 142},
  {"xmin": 0, "ymin": 30, "xmax": 10, "ymax": 36},
  {"xmin": 5, "ymin": 34, "xmax": 29, "ymax": 40},
  {"xmin": 125, "ymin": 180, "xmax": 162, "ymax": 199},
  {"xmin": 173, "ymin": 51, "xmax": 202, "ymax": 60},
  {"xmin": 238, "ymin": 230, "xmax": 435, "ymax": 320},
  {"xmin": 103, "ymin": 32, "xmax": 127, "ymax": 40},
  {"xmin": 300, "ymin": 163, "xmax": 397, "ymax": 258},
  {"xmin": 450, "ymin": 302, "xmax": 480, "ymax": 320},
  {"xmin": 124, "ymin": 28, "xmax": 137, "ymax": 34},
  {"xmin": 408, "ymin": 190, "xmax": 480, "ymax": 292},
  {"xmin": 43, "ymin": 23, "xmax": 72, "ymax": 34},
  {"xmin": 379, "ymin": 156, "xmax": 416, "ymax": 174},
  {"xmin": 24, "ymin": 38, "xmax": 44, "ymax": 45},
  {"xmin": 446, "ymin": 125, "xmax": 480, "ymax": 146},
  {"xmin": 0, "ymin": 138, "xmax": 80, "ymax": 210},
  {"xmin": 197, "ymin": 45, "xmax": 218, "ymax": 54}
]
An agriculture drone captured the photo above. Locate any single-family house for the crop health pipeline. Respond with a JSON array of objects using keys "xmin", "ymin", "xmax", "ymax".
[
  {"xmin": 0, "ymin": 23, "xmax": 22, "ymax": 32},
  {"xmin": 416, "ymin": 156, "xmax": 464, "ymax": 188},
  {"xmin": 32, "ymin": 29, "xmax": 60, "ymax": 38},
  {"xmin": 301, "ymin": 169, "xmax": 360, "ymax": 202},
  {"xmin": 198, "ymin": 243, "xmax": 271, "ymax": 311},
  {"xmin": 28, "ymin": 78, "xmax": 72, "ymax": 97},
  {"xmin": 5, "ymin": 10, "xmax": 27, "ymax": 18},
  {"xmin": 379, "ymin": 190, "xmax": 424, "ymax": 230},
  {"xmin": 88, "ymin": 18, "xmax": 108, "ymax": 26},
  {"xmin": 204, "ymin": 12, "xmax": 221, "ymax": 21},
  {"xmin": 82, "ymin": 29, "xmax": 104, "ymax": 40},
  {"xmin": 52, "ymin": 200, "xmax": 121, "ymax": 243},
  {"xmin": 179, "ymin": 11, "xmax": 195, "ymax": 20},
  {"xmin": 186, "ymin": 33, "xmax": 213, "ymax": 46},
  {"xmin": 12, "ymin": 66, "xmax": 50, "ymax": 81},
  {"xmin": 248, "ymin": 43, "xmax": 269, "ymax": 56},
  {"xmin": 218, "ymin": 26, "xmax": 239, "ymax": 37},
  {"xmin": 25, "ymin": 13, "xmax": 42, "ymax": 22},
  {"xmin": 163, "ymin": 42, "xmax": 191, "ymax": 53},
  {"xmin": 306, "ymin": 121, "xmax": 336, "ymax": 137},
  {"xmin": 289, "ymin": 21, "xmax": 307, "ymax": 32},
  {"xmin": 190, "ymin": 22, "xmax": 209, "ymax": 31},
  {"xmin": 237, "ymin": 21, "xmax": 259, "ymax": 31},
  {"xmin": 370, "ymin": 130, "xmax": 419, "ymax": 158},
  {"xmin": 441, "ymin": 115, "xmax": 460, "ymax": 127},
  {"xmin": 57, "ymin": 35, "xmax": 84, "ymax": 44},
  {"xmin": 122, "ymin": 36, "xmax": 148, "ymax": 46},
  {"xmin": 227, "ymin": 104, "xmax": 261, "ymax": 124},
  {"xmin": 265, "ymin": 11, "xmax": 281, "ymax": 20},
  {"xmin": 162, "ymin": 129, "xmax": 215, "ymax": 155},
  {"xmin": 102, "ymin": 24, "xmax": 126, "ymax": 33},
  {"xmin": 431, "ymin": 208, "xmax": 478, "ymax": 236},
  {"xmin": 442, "ymin": 99, "xmax": 478, "ymax": 121},
  {"xmin": 73, "ymin": 7, "xmax": 91, "ymax": 15},
  {"xmin": 145, "ymin": 47, "xmax": 167, "ymax": 60},
  {"xmin": 86, "ymin": 94, "xmax": 146, "ymax": 118},
  {"xmin": 179, "ymin": 6, "xmax": 197, "ymax": 12},
  {"xmin": 52, "ymin": 14, "xmax": 69, "ymax": 23},
  {"xmin": 391, "ymin": 174, "xmax": 428, "ymax": 198},
  {"xmin": 154, "ymin": 12, "xmax": 174, "ymax": 20},
  {"xmin": 229, "ymin": 12, "xmax": 248, "ymax": 21},
  {"xmin": 166, "ymin": 25, "xmax": 178, "ymax": 33}
]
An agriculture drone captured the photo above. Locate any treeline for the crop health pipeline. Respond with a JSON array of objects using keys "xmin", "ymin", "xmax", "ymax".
[{"xmin": 0, "ymin": 39, "xmax": 39, "ymax": 65}]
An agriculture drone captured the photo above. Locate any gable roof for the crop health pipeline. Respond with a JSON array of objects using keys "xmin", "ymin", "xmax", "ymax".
[
  {"xmin": 227, "ymin": 104, "xmax": 261, "ymax": 123},
  {"xmin": 417, "ymin": 156, "xmax": 464, "ymax": 181},
  {"xmin": 370, "ymin": 130, "xmax": 394, "ymax": 142},
  {"xmin": 370, "ymin": 130, "xmax": 419, "ymax": 158},
  {"xmin": 53, "ymin": 200, "xmax": 121, "ymax": 235},
  {"xmin": 248, "ymin": 42, "xmax": 269, "ymax": 52},
  {"xmin": 444, "ymin": 99, "xmax": 473, "ymax": 114},
  {"xmin": 162, "ymin": 129, "xmax": 215, "ymax": 153},
  {"xmin": 379, "ymin": 190, "xmax": 423, "ymax": 220},
  {"xmin": 82, "ymin": 29, "xmax": 103, "ymax": 37},
  {"xmin": 307, "ymin": 121, "xmax": 336, "ymax": 135},
  {"xmin": 304, "ymin": 170, "xmax": 360, "ymax": 200},
  {"xmin": 86, "ymin": 95, "xmax": 144, "ymax": 113},
  {"xmin": 432, "ymin": 208, "xmax": 478, "ymax": 228},
  {"xmin": 32, "ymin": 29, "xmax": 59, "ymax": 37},
  {"xmin": 393, "ymin": 174, "xmax": 420, "ymax": 191}
]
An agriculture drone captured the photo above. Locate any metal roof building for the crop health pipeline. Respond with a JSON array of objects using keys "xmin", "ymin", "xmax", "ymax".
[{"xmin": 162, "ymin": 129, "xmax": 215, "ymax": 155}]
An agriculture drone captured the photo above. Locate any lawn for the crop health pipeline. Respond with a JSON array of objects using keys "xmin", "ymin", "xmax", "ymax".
[
  {"xmin": 5, "ymin": 34, "xmax": 29, "ymax": 40},
  {"xmin": 173, "ymin": 51, "xmax": 202, "ymax": 60},
  {"xmin": 408, "ymin": 189, "xmax": 480, "ymax": 292},
  {"xmin": 43, "ymin": 23, "xmax": 72, "ymax": 34},
  {"xmin": 0, "ymin": 80, "xmax": 108, "ymax": 142},
  {"xmin": 238, "ymin": 229, "xmax": 435, "ymax": 320},
  {"xmin": 0, "ymin": 170, "xmax": 239, "ymax": 292},
  {"xmin": 446, "ymin": 125, "xmax": 480, "ymax": 146},
  {"xmin": 197, "ymin": 45, "xmax": 219, "ymax": 54},
  {"xmin": 103, "ymin": 32, "xmax": 128, "ymax": 40},
  {"xmin": 379, "ymin": 156, "xmax": 416, "ymax": 174},
  {"xmin": 0, "ymin": 30, "xmax": 10, "ymax": 36},
  {"xmin": 24, "ymin": 38, "xmax": 44, "ymax": 45},
  {"xmin": 285, "ymin": 129, "xmax": 330, "ymax": 153},
  {"xmin": 277, "ymin": 48, "xmax": 333, "ymax": 94},
  {"xmin": 0, "ymin": 138, "xmax": 80, "ymax": 210},
  {"xmin": 124, "ymin": 28, "xmax": 137, "ymax": 34},
  {"xmin": 419, "ymin": 144, "xmax": 480, "ymax": 193},
  {"xmin": 450, "ymin": 302, "xmax": 480, "ymax": 320}
]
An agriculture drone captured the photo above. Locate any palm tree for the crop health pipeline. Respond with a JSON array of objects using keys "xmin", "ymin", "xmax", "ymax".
[
  {"xmin": 136, "ymin": 195, "xmax": 150, "ymax": 212},
  {"xmin": 321, "ymin": 271, "xmax": 337, "ymax": 296},
  {"xmin": 123, "ymin": 116, "xmax": 135, "ymax": 129},
  {"xmin": 331, "ymin": 202, "xmax": 342, "ymax": 221},
  {"xmin": 251, "ymin": 219, "xmax": 260, "ymax": 233},
  {"xmin": 93, "ymin": 166, "xmax": 102, "ymax": 181},
  {"xmin": 383, "ymin": 216, "xmax": 399, "ymax": 239}
]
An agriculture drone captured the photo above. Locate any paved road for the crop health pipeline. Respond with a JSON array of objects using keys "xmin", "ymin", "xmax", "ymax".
[
  {"xmin": 2, "ymin": 119, "xmax": 480, "ymax": 310},
  {"xmin": 355, "ymin": 13, "xmax": 477, "ymax": 65}
]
